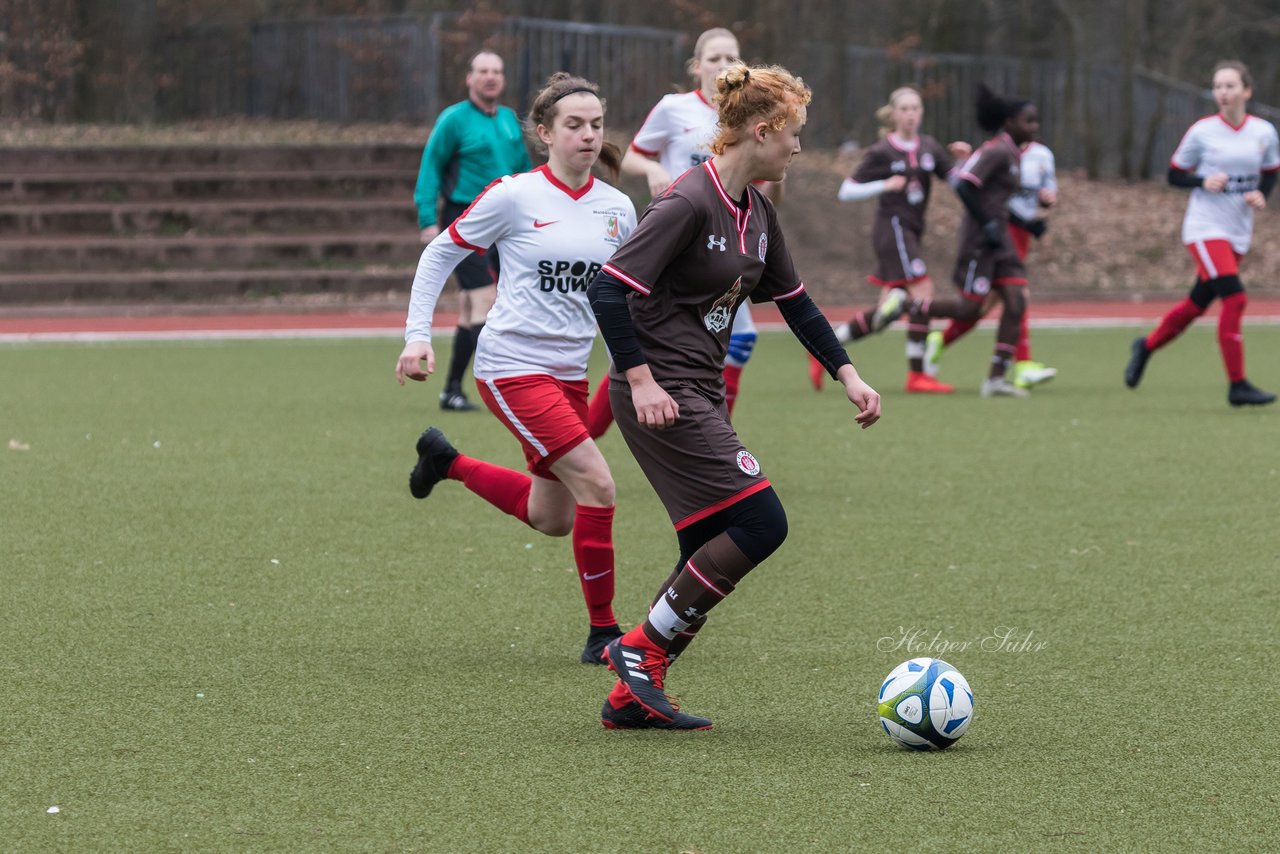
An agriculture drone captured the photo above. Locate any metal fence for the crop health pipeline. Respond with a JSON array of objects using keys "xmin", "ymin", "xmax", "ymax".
[{"xmin": 170, "ymin": 13, "xmax": 1277, "ymax": 179}]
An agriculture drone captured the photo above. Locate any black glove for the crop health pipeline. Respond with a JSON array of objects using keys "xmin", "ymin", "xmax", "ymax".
[
  {"xmin": 981, "ymin": 220, "xmax": 1005, "ymax": 248},
  {"xmin": 1027, "ymin": 218, "xmax": 1048, "ymax": 239}
]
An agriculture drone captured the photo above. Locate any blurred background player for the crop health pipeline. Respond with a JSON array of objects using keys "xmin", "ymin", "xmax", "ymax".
[
  {"xmin": 397, "ymin": 73, "xmax": 637, "ymax": 664},
  {"xmin": 414, "ymin": 50, "xmax": 532, "ymax": 411},
  {"xmin": 895, "ymin": 84, "xmax": 1041, "ymax": 397},
  {"xmin": 588, "ymin": 63, "xmax": 881, "ymax": 730},
  {"xmin": 816, "ymin": 86, "xmax": 970, "ymax": 394},
  {"xmin": 585, "ymin": 27, "xmax": 780, "ymax": 437},
  {"xmin": 1125, "ymin": 60, "xmax": 1278, "ymax": 407},
  {"xmin": 924, "ymin": 137, "xmax": 1059, "ymax": 389}
]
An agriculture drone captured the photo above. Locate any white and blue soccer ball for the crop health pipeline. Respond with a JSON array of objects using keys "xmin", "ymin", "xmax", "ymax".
[{"xmin": 877, "ymin": 657, "xmax": 974, "ymax": 750}]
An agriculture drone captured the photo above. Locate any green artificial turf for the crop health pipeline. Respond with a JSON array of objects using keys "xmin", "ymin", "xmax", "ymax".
[{"xmin": 2, "ymin": 326, "xmax": 1277, "ymax": 852}]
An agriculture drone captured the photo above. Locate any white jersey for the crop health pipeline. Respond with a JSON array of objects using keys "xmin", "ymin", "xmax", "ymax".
[
  {"xmin": 1171, "ymin": 114, "xmax": 1280, "ymax": 254},
  {"xmin": 405, "ymin": 164, "xmax": 636, "ymax": 380},
  {"xmin": 629, "ymin": 90, "xmax": 757, "ymax": 341},
  {"xmin": 1008, "ymin": 141, "xmax": 1057, "ymax": 222},
  {"xmin": 630, "ymin": 90, "xmax": 719, "ymax": 184}
]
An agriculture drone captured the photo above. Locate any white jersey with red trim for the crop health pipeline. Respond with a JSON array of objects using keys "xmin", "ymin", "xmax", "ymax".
[
  {"xmin": 404, "ymin": 164, "xmax": 635, "ymax": 380},
  {"xmin": 1171, "ymin": 114, "xmax": 1280, "ymax": 254},
  {"xmin": 630, "ymin": 90, "xmax": 719, "ymax": 183},
  {"xmin": 1008, "ymin": 141, "xmax": 1057, "ymax": 222}
]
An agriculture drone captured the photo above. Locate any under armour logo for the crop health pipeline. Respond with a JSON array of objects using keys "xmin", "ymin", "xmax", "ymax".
[
  {"xmin": 667, "ymin": 586, "xmax": 678, "ymax": 600},
  {"xmin": 707, "ymin": 235, "xmax": 726, "ymax": 251}
]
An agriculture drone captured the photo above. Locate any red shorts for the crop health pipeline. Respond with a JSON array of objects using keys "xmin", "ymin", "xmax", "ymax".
[
  {"xmin": 1008, "ymin": 224, "xmax": 1032, "ymax": 260},
  {"xmin": 1186, "ymin": 239, "xmax": 1241, "ymax": 281},
  {"xmin": 475, "ymin": 374, "xmax": 590, "ymax": 480}
]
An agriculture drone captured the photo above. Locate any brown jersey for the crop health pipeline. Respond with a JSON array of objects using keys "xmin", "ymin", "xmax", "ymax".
[
  {"xmin": 954, "ymin": 132, "xmax": 1022, "ymax": 258},
  {"xmin": 852, "ymin": 133, "xmax": 955, "ymax": 234},
  {"xmin": 601, "ymin": 160, "xmax": 803, "ymax": 385}
]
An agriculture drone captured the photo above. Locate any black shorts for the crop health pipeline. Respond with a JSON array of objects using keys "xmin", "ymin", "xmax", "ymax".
[
  {"xmin": 610, "ymin": 379, "xmax": 773, "ymax": 530},
  {"xmin": 951, "ymin": 246, "xmax": 1026, "ymax": 301},
  {"xmin": 441, "ymin": 199, "xmax": 500, "ymax": 291}
]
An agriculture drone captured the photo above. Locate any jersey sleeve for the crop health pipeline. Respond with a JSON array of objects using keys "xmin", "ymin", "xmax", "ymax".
[
  {"xmin": 629, "ymin": 97, "xmax": 674, "ymax": 158},
  {"xmin": 851, "ymin": 145, "xmax": 890, "ymax": 183},
  {"xmin": 930, "ymin": 137, "xmax": 956, "ymax": 177},
  {"xmin": 751, "ymin": 203, "xmax": 803, "ymax": 304},
  {"xmin": 414, "ymin": 111, "xmax": 458, "ymax": 228},
  {"xmin": 1262, "ymin": 121, "xmax": 1280, "ymax": 173},
  {"xmin": 957, "ymin": 144, "xmax": 1007, "ymax": 188},
  {"xmin": 1170, "ymin": 122, "xmax": 1205, "ymax": 172},
  {"xmin": 446, "ymin": 176, "xmax": 513, "ymax": 254},
  {"xmin": 600, "ymin": 192, "xmax": 700, "ymax": 297}
]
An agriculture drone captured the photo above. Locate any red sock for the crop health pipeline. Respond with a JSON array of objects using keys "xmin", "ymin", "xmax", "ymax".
[
  {"xmin": 572, "ymin": 505, "xmax": 617, "ymax": 627},
  {"xmin": 1146, "ymin": 298, "xmax": 1204, "ymax": 351},
  {"xmin": 723, "ymin": 364, "xmax": 743, "ymax": 418},
  {"xmin": 1015, "ymin": 309, "xmax": 1032, "ymax": 362},
  {"xmin": 1218, "ymin": 292, "xmax": 1247, "ymax": 382},
  {"xmin": 448, "ymin": 455, "xmax": 531, "ymax": 526},
  {"xmin": 943, "ymin": 318, "xmax": 978, "ymax": 346},
  {"xmin": 585, "ymin": 373, "xmax": 614, "ymax": 439}
]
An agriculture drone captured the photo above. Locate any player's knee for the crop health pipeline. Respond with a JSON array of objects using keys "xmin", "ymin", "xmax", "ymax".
[
  {"xmin": 726, "ymin": 488, "xmax": 788, "ymax": 564},
  {"xmin": 529, "ymin": 506, "xmax": 574, "ymax": 537},
  {"xmin": 578, "ymin": 471, "xmax": 616, "ymax": 507},
  {"xmin": 1002, "ymin": 289, "xmax": 1027, "ymax": 318},
  {"xmin": 726, "ymin": 331, "xmax": 758, "ymax": 368},
  {"xmin": 956, "ymin": 300, "xmax": 983, "ymax": 322}
]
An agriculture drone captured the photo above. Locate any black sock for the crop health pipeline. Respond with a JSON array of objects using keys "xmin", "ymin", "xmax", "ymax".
[{"xmin": 445, "ymin": 325, "xmax": 477, "ymax": 391}]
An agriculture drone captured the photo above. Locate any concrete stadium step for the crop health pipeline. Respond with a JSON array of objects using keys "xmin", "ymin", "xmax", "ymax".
[
  {"xmin": 0, "ymin": 169, "xmax": 416, "ymax": 202},
  {"xmin": 0, "ymin": 267, "xmax": 415, "ymax": 303},
  {"xmin": 0, "ymin": 233, "xmax": 425, "ymax": 272},
  {"xmin": 0, "ymin": 198, "xmax": 416, "ymax": 235},
  {"xmin": 0, "ymin": 144, "xmax": 423, "ymax": 173}
]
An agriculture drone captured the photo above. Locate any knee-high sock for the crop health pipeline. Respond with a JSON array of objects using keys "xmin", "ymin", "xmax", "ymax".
[
  {"xmin": 1146, "ymin": 299, "xmax": 1205, "ymax": 351},
  {"xmin": 905, "ymin": 316, "xmax": 930, "ymax": 373},
  {"xmin": 447, "ymin": 454, "xmax": 531, "ymax": 526},
  {"xmin": 943, "ymin": 317, "xmax": 978, "ymax": 346},
  {"xmin": 1218, "ymin": 292, "xmax": 1248, "ymax": 383},
  {"xmin": 573, "ymin": 505, "xmax": 617, "ymax": 627},
  {"xmin": 585, "ymin": 374, "xmax": 614, "ymax": 439},
  {"xmin": 445, "ymin": 323, "xmax": 482, "ymax": 390},
  {"xmin": 723, "ymin": 364, "xmax": 743, "ymax": 417},
  {"xmin": 632, "ymin": 533, "xmax": 754, "ymax": 649},
  {"xmin": 1015, "ymin": 310, "xmax": 1032, "ymax": 362}
]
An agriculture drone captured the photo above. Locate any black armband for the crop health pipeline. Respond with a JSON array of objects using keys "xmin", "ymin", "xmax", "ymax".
[
  {"xmin": 587, "ymin": 270, "xmax": 646, "ymax": 372},
  {"xmin": 1168, "ymin": 167, "xmax": 1204, "ymax": 189},
  {"xmin": 1260, "ymin": 171, "xmax": 1277, "ymax": 199},
  {"xmin": 775, "ymin": 291, "xmax": 852, "ymax": 380}
]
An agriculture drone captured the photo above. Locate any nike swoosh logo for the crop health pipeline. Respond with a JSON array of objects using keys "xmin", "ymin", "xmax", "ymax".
[
  {"xmin": 533, "ymin": 219, "xmax": 559, "ymax": 228},
  {"xmin": 582, "ymin": 570, "xmax": 613, "ymax": 581}
]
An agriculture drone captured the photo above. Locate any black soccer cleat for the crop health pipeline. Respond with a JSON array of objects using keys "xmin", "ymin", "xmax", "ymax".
[
  {"xmin": 603, "ymin": 637, "xmax": 677, "ymax": 722},
  {"xmin": 601, "ymin": 698, "xmax": 712, "ymax": 731},
  {"xmin": 1124, "ymin": 336, "xmax": 1151, "ymax": 389},
  {"xmin": 408, "ymin": 427, "xmax": 460, "ymax": 499},
  {"xmin": 439, "ymin": 389, "xmax": 479, "ymax": 412},
  {"xmin": 1228, "ymin": 379, "xmax": 1277, "ymax": 407},
  {"xmin": 581, "ymin": 625, "xmax": 623, "ymax": 665}
]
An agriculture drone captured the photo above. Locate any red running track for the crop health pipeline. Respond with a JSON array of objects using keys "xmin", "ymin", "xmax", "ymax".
[{"xmin": 2, "ymin": 299, "xmax": 1280, "ymax": 342}]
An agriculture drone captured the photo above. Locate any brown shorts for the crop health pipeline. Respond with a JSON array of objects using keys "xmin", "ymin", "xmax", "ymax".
[
  {"xmin": 951, "ymin": 246, "xmax": 1027, "ymax": 301},
  {"xmin": 869, "ymin": 215, "xmax": 929, "ymax": 287},
  {"xmin": 610, "ymin": 379, "xmax": 772, "ymax": 530}
]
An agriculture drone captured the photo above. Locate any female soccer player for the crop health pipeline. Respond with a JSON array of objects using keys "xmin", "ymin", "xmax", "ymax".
[
  {"xmin": 1125, "ymin": 60, "xmax": 1277, "ymax": 406},
  {"xmin": 588, "ymin": 63, "xmax": 881, "ymax": 730},
  {"xmin": 924, "ymin": 138, "xmax": 1059, "ymax": 389},
  {"xmin": 894, "ymin": 84, "xmax": 1040, "ymax": 397},
  {"xmin": 816, "ymin": 86, "xmax": 970, "ymax": 394},
  {"xmin": 585, "ymin": 28, "xmax": 773, "ymax": 436},
  {"xmin": 395, "ymin": 73, "xmax": 638, "ymax": 664}
]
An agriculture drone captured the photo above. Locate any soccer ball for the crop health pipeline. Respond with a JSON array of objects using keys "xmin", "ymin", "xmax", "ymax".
[{"xmin": 877, "ymin": 657, "xmax": 974, "ymax": 750}]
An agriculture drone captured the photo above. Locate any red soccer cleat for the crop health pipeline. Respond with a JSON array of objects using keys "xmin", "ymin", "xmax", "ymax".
[
  {"xmin": 808, "ymin": 354, "xmax": 825, "ymax": 390},
  {"xmin": 905, "ymin": 371, "xmax": 955, "ymax": 394}
]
